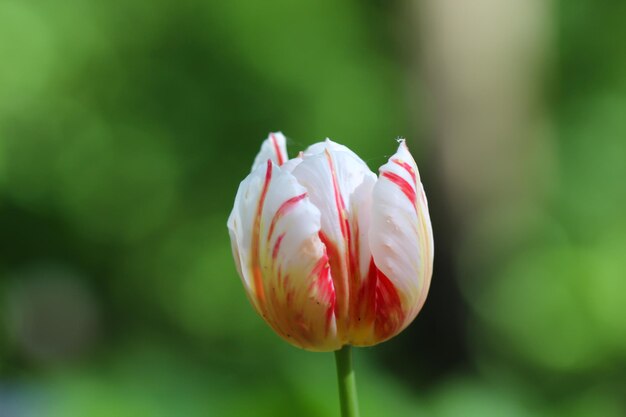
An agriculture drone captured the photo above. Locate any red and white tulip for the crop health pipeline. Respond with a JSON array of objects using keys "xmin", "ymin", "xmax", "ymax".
[{"xmin": 227, "ymin": 133, "xmax": 434, "ymax": 351}]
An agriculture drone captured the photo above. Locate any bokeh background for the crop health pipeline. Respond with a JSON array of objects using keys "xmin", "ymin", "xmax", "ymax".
[{"xmin": 1, "ymin": 0, "xmax": 625, "ymax": 416}]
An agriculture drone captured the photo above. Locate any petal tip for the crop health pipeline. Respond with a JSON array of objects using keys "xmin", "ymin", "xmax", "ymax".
[
  {"xmin": 252, "ymin": 131, "xmax": 289, "ymax": 171},
  {"xmin": 396, "ymin": 137, "xmax": 409, "ymax": 151}
]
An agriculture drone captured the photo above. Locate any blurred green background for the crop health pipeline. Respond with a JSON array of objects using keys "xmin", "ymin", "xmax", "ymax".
[{"xmin": 1, "ymin": 0, "xmax": 625, "ymax": 416}]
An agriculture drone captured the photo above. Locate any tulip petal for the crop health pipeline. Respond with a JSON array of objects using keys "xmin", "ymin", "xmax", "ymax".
[
  {"xmin": 344, "ymin": 174, "xmax": 379, "ymax": 344},
  {"xmin": 228, "ymin": 159, "xmax": 340, "ymax": 351},
  {"xmin": 368, "ymin": 140, "xmax": 434, "ymax": 340},
  {"xmin": 291, "ymin": 143, "xmax": 376, "ymax": 336},
  {"xmin": 349, "ymin": 175, "xmax": 377, "ymax": 285},
  {"xmin": 251, "ymin": 132, "xmax": 288, "ymax": 171},
  {"xmin": 280, "ymin": 154, "xmax": 303, "ymax": 173},
  {"xmin": 303, "ymin": 138, "xmax": 362, "ymax": 161}
]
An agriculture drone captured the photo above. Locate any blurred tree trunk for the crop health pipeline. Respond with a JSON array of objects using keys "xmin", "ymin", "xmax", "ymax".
[{"xmin": 410, "ymin": 0, "xmax": 556, "ymax": 271}]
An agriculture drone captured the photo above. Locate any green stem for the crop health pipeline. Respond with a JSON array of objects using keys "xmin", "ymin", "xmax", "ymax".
[{"xmin": 334, "ymin": 345, "xmax": 360, "ymax": 417}]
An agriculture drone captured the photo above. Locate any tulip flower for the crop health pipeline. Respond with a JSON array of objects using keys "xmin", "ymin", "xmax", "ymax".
[{"xmin": 227, "ymin": 132, "xmax": 434, "ymax": 417}]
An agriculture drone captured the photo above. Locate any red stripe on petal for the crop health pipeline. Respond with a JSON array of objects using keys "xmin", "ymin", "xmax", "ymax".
[
  {"xmin": 318, "ymin": 231, "xmax": 343, "ymax": 318},
  {"xmin": 323, "ymin": 150, "xmax": 357, "ymax": 334},
  {"xmin": 267, "ymin": 192, "xmax": 307, "ymax": 242},
  {"xmin": 251, "ymin": 160, "xmax": 273, "ymax": 307},
  {"xmin": 270, "ymin": 133, "xmax": 285, "ymax": 166},
  {"xmin": 272, "ymin": 233, "xmax": 286, "ymax": 260},
  {"xmin": 310, "ymin": 256, "xmax": 334, "ymax": 302},
  {"xmin": 382, "ymin": 171, "xmax": 416, "ymax": 205},
  {"xmin": 374, "ymin": 268, "xmax": 405, "ymax": 341},
  {"xmin": 324, "ymin": 150, "xmax": 351, "ymax": 245},
  {"xmin": 392, "ymin": 158, "xmax": 417, "ymax": 185},
  {"xmin": 359, "ymin": 258, "xmax": 379, "ymax": 323},
  {"xmin": 309, "ymin": 252, "xmax": 336, "ymax": 334}
]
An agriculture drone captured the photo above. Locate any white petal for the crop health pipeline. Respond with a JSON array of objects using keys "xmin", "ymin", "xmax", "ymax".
[
  {"xmin": 227, "ymin": 160, "xmax": 341, "ymax": 351},
  {"xmin": 349, "ymin": 174, "xmax": 376, "ymax": 284},
  {"xmin": 291, "ymin": 145, "xmax": 376, "ymax": 334},
  {"xmin": 251, "ymin": 132, "xmax": 289, "ymax": 172},
  {"xmin": 369, "ymin": 140, "xmax": 434, "ymax": 327},
  {"xmin": 303, "ymin": 138, "xmax": 362, "ymax": 161},
  {"xmin": 280, "ymin": 155, "xmax": 303, "ymax": 173}
]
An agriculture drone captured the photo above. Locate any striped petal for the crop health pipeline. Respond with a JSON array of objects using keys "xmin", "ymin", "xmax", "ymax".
[
  {"xmin": 344, "ymin": 174, "xmax": 379, "ymax": 344},
  {"xmin": 368, "ymin": 140, "xmax": 434, "ymax": 341},
  {"xmin": 303, "ymin": 138, "xmax": 362, "ymax": 161},
  {"xmin": 291, "ymin": 141, "xmax": 376, "ymax": 338},
  {"xmin": 227, "ymin": 159, "xmax": 340, "ymax": 351},
  {"xmin": 251, "ymin": 132, "xmax": 288, "ymax": 171}
]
